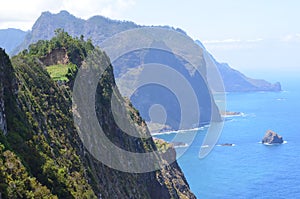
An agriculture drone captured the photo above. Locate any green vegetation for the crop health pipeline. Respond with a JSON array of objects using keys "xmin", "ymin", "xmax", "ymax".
[
  {"xmin": 0, "ymin": 31, "xmax": 98, "ymax": 198},
  {"xmin": 20, "ymin": 29, "xmax": 94, "ymax": 84},
  {"xmin": 25, "ymin": 29, "xmax": 94, "ymax": 60},
  {"xmin": 0, "ymin": 29, "xmax": 195, "ymax": 198},
  {"xmin": 154, "ymin": 138, "xmax": 172, "ymax": 153},
  {"xmin": 0, "ymin": 143, "xmax": 57, "ymax": 198},
  {"xmin": 46, "ymin": 63, "xmax": 77, "ymax": 81}
]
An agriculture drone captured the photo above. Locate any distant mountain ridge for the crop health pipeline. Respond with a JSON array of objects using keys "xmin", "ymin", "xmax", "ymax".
[
  {"xmin": 10, "ymin": 11, "xmax": 222, "ymax": 132},
  {"xmin": 1, "ymin": 10, "xmax": 281, "ymax": 133},
  {"xmin": 9, "ymin": 11, "xmax": 281, "ymax": 93},
  {"xmin": 0, "ymin": 28, "xmax": 26, "ymax": 54},
  {"xmin": 195, "ymin": 40, "xmax": 281, "ymax": 92},
  {"xmin": 12, "ymin": 10, "xmax": 140, "ymax": 54}
]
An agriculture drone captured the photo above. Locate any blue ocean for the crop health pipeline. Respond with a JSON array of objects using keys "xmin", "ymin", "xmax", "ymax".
[{"xmin": 155, "ymin": 76, "xmax": 300, "ymax": 198}]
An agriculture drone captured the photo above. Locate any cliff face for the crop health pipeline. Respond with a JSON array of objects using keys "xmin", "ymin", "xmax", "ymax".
[
  {"xmin": 195, "ymin": 40, "xmax": 281, "ymax": 92},
  {"xmin": 11, "ymin": 11, "xmax": 281, "ymax": 93},
  {"xmin": 0, "ymin": 49, "xmax": 14, "ymax": 135},
  {"xmin": 13, "ymin": 11, "xmax": 221, "ymax": 132},
  {"xmin": 0, "ymin": 51, "xmax": 6, "ymax": 135},
  {"xmin": 0, "ymin": 32, "xmax": 195, "ymax": 198},
  {"xmin": 214, "ymin": 62, "xmax": 281, "ymax": 92}
]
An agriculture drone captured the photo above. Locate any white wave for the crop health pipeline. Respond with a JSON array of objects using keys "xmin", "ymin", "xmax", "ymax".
[
  {"xmin": 242, "ymin": 113, "xmax": 256, "ymax": 118},
  {"xmin": 262, "ymin": 141, "xmax": 287, "ymax": 146},
  {"xmin": 223, "ymin": 112, "xmax": 244, "ymax": 118},
  {"xmin": 173, "ymin": 143, "xmax": 189, "ymax": 148},
  {"xmin": 276, "ymin": 98, "xmax": 286, "ymax": 101},
  {"xmin": 203, "ymin": 124, "xmax": 210, "ymax": 128},
  {"xmin": 151, "ymin": 126, "xmax": 206, "ymax": 136},
  {"xmin": 263, "ymin": 143, "xmax": 274, "ymax": 146},
  {"xmin": 201, "ymin": 145, "xmax": 210, "ymax": 148},
  {"xmin": 152, "ymin": 131, "xmax": 177, "ymax": 136}
]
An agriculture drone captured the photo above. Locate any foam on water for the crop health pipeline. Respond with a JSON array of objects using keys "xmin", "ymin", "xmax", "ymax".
[{"xmin": 155, "ymin": 78, "xmax": 300, "ymax": 198}]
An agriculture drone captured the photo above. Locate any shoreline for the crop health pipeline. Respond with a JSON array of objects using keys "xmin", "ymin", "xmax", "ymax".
[{"xmin": 151, "ymin": 125, "xmax": 209, "ymax": 136}]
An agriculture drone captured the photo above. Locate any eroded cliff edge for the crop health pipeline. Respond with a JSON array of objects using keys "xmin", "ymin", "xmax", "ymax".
[{"xmin": 0, "ymin": 31, "xmax": 195, "ymax": 198}]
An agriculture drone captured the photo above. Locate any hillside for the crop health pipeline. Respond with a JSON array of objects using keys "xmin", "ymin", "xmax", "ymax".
[
  {"xmin": 0, "ymin": 31, "xmax": 195, "ymax": 198},
  {"xmin": 11, "ymin": 11, "xmax": 281, "ymax": 93},
  {"xmin": 3, "ymin": 10, "xmax": 282, "ymax": 133},
  {"xmin": 195, "ymin": 40, "xmax": 281, "ymax": 92},
  {"xmin": 12, "ymin": 11, "xmax": 221, "ymax": 132}
]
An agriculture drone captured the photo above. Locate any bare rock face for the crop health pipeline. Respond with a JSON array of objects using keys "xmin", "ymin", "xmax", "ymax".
[
  {"xmin": 40, "ymin": 48, "xmax": 69, "ymax": 66},
  {"xmin": 262, "ymin": 130, "xmax": 283, "ymax": 144},
  {"xmin": 0, "ymin": 48, "xmax": 8, "ymax": 135}
]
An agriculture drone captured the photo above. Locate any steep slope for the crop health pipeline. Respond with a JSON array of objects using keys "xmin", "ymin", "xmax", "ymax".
[
  {"xmin": 13, "ymin": 11, "xmax": 222, "ymax": 132},
  {"xmin": 0, "ymin": 49, "xmax": 8, "ymax": 135},
  {"xmin": 0, "ymin": 28, "xmax": 26, "ymax": 54},
  {"xmin": 0, "ymin": 32, "xmax": 195, "ymax": 198},
  {"xmin": 12, "ymin": 11, "xmax": 280, "ymax": 93},
  {"xmin": 12, "ymin": 11, "xmax": 139, "ymax": 54},
  {"xmin": 113, "ymin": 44, "xmax": 219, "ymax": 132},
  {"xmin": 215, "ymin": 62, "xmax": 281, "ymax": 92},
  {"xmin": 195, "ymin": 40, "xmax": 281, "ymax": 92}
]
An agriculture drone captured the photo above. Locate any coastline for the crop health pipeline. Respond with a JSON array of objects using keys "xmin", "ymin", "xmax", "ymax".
[{"xmin": 151, "ymin": 125, "xmax": 208, "ymax": 136}]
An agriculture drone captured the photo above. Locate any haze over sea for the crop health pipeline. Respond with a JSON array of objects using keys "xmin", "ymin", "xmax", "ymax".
[{"xmin": 155, "ymin": 74, "xmax": 300, "ymax": 198}]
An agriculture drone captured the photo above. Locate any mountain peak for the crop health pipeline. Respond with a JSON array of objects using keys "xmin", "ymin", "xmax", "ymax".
[
  {"xmin": 38, "ymin": 10, "xmax": 78, "ymax": 21},
  {"xmin": 58, "ymin": 10, "xmax": 71, "ymax": 15},
  {"xmin": 40, "ymin": 11, "xmax": 51, "ymax": 16}
]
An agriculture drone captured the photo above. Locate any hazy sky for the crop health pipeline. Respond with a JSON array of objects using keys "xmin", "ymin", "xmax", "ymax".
[{"xmin": 1, "ymin": 0, "xmax": 299, "ymax": 77}]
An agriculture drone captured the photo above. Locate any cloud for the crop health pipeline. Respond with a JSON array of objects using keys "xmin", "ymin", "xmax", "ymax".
[
  {"xmin": 0, "ymin": 0, "xmax": 136, "ymax": 30},
  {"xmin": 203, "ymin": 39, "xmax": 241, "ymax": 44},
  {"xmin": 61, "ymin": 0, "xmax": 135, "ymax": 19},
  {"xmin": 202, "ymin": 38, "xmax": 263, "ymax": 50},
  {"xmin": 281, "ymin": 34, "xmax": 300, "ymax": 42},
  {"xmin": 245, "ymin": 38, "xmax": 263, "ymax": 43},
  {"xmin": 203, "ymin": 38, "xmax": 263, "ymax": 44}
]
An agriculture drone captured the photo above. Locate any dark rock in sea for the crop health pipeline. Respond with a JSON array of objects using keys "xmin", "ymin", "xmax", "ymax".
[
  {"xmin": 220, "ymin": 143, "xmax": 234, "ymax": 146},
  {"xmin": 220, "ymin": 111, "xmax": 241, "ymax": 116},
  {"xmin": 262, "ymin": 130, "xmax": 284, "ymax": 144},
  {"xmin": 171, "ymin": 142, "xmax": 188, "ymax": 148}
]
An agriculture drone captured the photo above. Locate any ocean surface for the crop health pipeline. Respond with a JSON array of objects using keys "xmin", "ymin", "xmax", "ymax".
[{"xmin": 155, "ymin": 76, "xmax": 300, "ymax": 198}]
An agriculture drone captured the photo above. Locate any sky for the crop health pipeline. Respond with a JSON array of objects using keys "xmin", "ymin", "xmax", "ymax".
[{"xmin": 1, "ymin": 0, "xmax": 300, "ymax": 78}]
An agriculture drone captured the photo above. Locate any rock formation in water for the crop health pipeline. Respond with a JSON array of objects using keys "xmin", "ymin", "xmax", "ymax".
[{"xmin": 262, "ymin": 130, "xmax": 284, "ymax": 144}]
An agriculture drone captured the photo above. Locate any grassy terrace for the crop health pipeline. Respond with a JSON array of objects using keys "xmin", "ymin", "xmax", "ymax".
[{"xmin": 46, "ymin": 63, "xmax": 77, "ymax": 81}]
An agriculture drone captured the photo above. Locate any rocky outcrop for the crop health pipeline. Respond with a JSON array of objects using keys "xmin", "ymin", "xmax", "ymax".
[
  {"xmin": 219, "ymin": 143, "xmax": 234, "ymax": 146},
  {"xmin": 0, "ymin": 35, "xmax": 196, "ymax": 198},
  {"xmin": 262, "ymin": 130, "xmax": 284, "ymax": 144},
  {"xmin": 0, "ymin": 48, "xmax": 8, "ymax": 135},
  {"xmin": 40, "ymin": 48, "xmax": 69, "ymax": 66}
]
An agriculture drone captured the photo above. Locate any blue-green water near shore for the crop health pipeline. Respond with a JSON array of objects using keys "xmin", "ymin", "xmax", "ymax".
[{"xmin": 155, "ymin": 76, "xmax": 300, "ymax": 198}]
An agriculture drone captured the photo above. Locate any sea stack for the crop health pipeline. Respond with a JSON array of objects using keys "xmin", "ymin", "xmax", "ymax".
[{"xmin": 262, "ymin": 130, "xmax": 284, "ymax": 144}]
